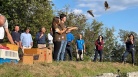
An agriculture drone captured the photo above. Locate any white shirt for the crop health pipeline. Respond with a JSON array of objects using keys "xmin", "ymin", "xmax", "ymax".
[
  {"xmin": 3, "ymin": 20, "xmax": 8, "ymax": 28},
  {"xmin": 0, "ymin": 27, "xmax": 4, "ymax": 39},
  {"xmin": 48, "ymin": 33, "xmax": 53, "ymax": 44},
  {"xmin": 0, "ymin": 14, "xmax": 8, "ymax": 39}
]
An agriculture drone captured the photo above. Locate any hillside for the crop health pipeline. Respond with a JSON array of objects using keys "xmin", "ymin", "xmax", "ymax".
[{"xmin": 0, "ymin": 61, "xmax": 138, "ymax": 77}]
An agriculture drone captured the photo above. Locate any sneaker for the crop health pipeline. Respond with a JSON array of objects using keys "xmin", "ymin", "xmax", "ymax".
[
  {"xmin": 76, "ymin": 59, "xmax": 79, "ymax": 61},
  {"xmin": 80, "ymin": 59, "xmax": 83, "ymax": 61}
]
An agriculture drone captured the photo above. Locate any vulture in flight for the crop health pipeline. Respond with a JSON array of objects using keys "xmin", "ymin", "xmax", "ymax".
[
  {"xmin": 104, "ymin": 1, "xmax": 110, "ymax": 11},
  {"xmin": 87, "ymin": 10, "xmax": 94, "ymax": 17}
]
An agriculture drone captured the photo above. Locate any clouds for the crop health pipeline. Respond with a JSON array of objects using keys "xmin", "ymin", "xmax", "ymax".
[
  {"xmin": 73, "ymin": 9, "xmax": 83, "ymax": 14},
  {"xmin": 73, "ymin": 0, "xmax": 138, "ymax": 18}
]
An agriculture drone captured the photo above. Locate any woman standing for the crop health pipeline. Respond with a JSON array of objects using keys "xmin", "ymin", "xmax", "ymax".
[
  {"xmin": 93, "ymin": 35, "xmax": 104, "ymax": 62},
  {"xmin": 52, "ymin": 17, "xmax": 67, "ymax": 61},
  {"xmin": 122, "ymin": 34, "xmax": 135, "ymax": 66}
]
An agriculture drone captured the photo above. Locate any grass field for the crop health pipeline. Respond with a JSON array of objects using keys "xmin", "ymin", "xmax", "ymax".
[{"xmin": 0, "ymin": 61, "xmax": 138, "ymax": 77}]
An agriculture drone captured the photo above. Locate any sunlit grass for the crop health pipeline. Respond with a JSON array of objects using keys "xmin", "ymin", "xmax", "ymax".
[{"xmin": 0, "ymin": 61, "xmax": 138, "ymax": 77}]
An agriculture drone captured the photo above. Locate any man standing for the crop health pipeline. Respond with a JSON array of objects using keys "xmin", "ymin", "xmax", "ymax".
[
  {"xmin": 11, "ymin": 25, "xmax": 20, "ymax": 46},
  {"xmin": 20, "ymin": 27, "xmax": 33, "ymax": 53},
  {"xmin": 64, "ymin": 30, "xmax": 74, "ymax": 61},
  {"xmin": 58, "ymin": 14, "xmax": 67, "ymax": 61},
  {"xmin": 0, "ymin": 14, "xmax": 14, "ymax": 45},
  {"xmin": 58, "ymin": 14, "xmax": 78, "ymax": 61},
  {"xmin": 36, "ymin": 27, "xmax": 47, "ymax": 48}
]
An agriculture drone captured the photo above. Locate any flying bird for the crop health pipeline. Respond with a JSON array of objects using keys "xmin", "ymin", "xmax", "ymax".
[
  {"xmin": 87, "ymin": 10, "xmax": 94, "ymax": 17},
  {"xmin": 104, "ymin": 1, "xmax": 110, "ymax": 11}
]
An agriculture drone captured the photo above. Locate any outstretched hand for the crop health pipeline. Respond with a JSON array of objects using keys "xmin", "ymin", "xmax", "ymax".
[{"xmin": 67, "ymin": 26, "xmax": 78, "ymax": 30}]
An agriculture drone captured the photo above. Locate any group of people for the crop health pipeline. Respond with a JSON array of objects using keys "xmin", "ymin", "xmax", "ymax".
[
  {"xmin": 0, "ymin": 14, "xmax": 136, "ymax": 66},
  {"xmin": 51, "ymin": 14, "xmax": 85, "ymax": 61}
]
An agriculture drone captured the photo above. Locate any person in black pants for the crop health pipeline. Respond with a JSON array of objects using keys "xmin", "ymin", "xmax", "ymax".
[
  {"xmin": 52, "ymin": 17, "xmax": 67, "ymax": 61},
  {"xmin": 122, "ymin": 33, "xmax": 135, "ymax": 66},
  {"xmin": 93, "ymin": 35, "xmax": 104, "ymax": 62},
  {"xmin": 64, "ymin": 30, "xmax": 74, "ymax": 61},
  {"xmin": 65, "ymin": 42, "xmax": 73, "ymax": 60}
]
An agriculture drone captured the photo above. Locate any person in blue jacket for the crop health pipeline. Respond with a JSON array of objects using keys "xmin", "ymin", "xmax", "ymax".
[{"xmin": 64, "ymin": 30, "xmax": 74, "ymax": 61}]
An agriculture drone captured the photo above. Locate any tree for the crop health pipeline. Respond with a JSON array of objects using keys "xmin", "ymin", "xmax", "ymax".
[
  {"xmin": 84, "ymin": 20, "xmax": 103, "ymax": 59},
  {"xmin": 111, "ymin": 41, "xmax": 125, "ymax": 62},
  {"xmin": 102, "ymin": 27, "xmax": 115, "ymax": 61},
  {"xmin": 0, "ymin": 0, "xmax": 54, "ymax": 47}
]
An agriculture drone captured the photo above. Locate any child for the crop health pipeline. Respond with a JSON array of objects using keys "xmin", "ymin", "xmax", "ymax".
[{"xmin": 75, "ymin": 34, "xmax": 85, "ymax": 61}]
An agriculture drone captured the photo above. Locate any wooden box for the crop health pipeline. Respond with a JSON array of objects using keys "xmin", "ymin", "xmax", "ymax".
[
  {"xmin": 23, "ymin": 54, "xmax": 33, "ymax": 65},
  {"xmin": 33, "ymin": 49, "xmax": 46, "ymax": 63},
  {"xmin": 24, "ymin": 48, "xmax": 41, "ymax": 55},
  {"xmin": 37, "ymin": 48, "xmax": 52, "ymax": 63},
  {"xmin": 24, "ymin": 48, "xmax": 46, "ymax": 62},
  {"xmin": 46, "ymin": 48, "xmax": 52, "ymax": 63},
  {"xmin": 2, "ymin": 44, "xmax": 18, "ymax": 51},
  {"xmin": 23, "ymin": 48, "xmax": 52, "ymax": 63}
]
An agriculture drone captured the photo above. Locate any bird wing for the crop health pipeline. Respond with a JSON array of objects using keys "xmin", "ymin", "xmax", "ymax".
[{"xmin": 87, "ymin": 10, "xmax": 94, "ymax": 17}]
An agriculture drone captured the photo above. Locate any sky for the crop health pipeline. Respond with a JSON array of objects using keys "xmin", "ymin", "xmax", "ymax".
[{"xmin": 51, "ymin": 0, "xmax": 138, "ymax": 35}]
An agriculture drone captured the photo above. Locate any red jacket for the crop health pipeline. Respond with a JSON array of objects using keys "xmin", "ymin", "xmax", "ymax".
[{"xmin": 95, "ymin": 40, "xmax": 104, "ymax": 50}]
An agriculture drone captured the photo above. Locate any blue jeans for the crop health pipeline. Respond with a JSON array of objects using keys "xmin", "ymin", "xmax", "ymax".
[
  {"xmin": 93, "ymin": 50, "xmax": 103, "ymax": 62},
  {"xmin": 57, "ymin": 40, "xmax": 67, "ymax": 61},
  {"xmin": 122, "ymin": 49, "xmax": 135, "ymax": 64}
]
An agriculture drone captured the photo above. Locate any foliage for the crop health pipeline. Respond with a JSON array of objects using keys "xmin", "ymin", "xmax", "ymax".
[
  {"xmin": 0, "ymin": 0, "xmax": 54, "ymax": 47},
  {"xmin": 103, "ymin": 27, "xmax": 115, "ymax": 61}
]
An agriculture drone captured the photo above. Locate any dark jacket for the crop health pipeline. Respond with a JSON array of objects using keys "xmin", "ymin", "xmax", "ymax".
[
  {"xmin": 11, "ymin": 31, "xmax": 20, "ymax": 42},
  {"xmin": 126, "ymin": 39, "xmax": 135, "ymax": 51},
  {"xmin": 36, "ymin": 32, "xmax": 47, "ymax": 44}
]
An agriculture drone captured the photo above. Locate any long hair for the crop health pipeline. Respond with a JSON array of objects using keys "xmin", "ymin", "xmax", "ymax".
[
  {"xmin": 97, "ymin": 35, "xmax": 103, "ymax": 41},
  {"xmin": 128, "ymin": 33, "xmax": 135, "ymax": 40},
  {"xmin": 52, "ymin": 17, "xmax": 60, "ymax": 26}
]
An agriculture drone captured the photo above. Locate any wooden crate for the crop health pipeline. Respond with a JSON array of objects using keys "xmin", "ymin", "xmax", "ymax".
[
  {"xmin": 23, "ymin": 54, "xmax": 33, "ymax": 65},
  {"xmin": 46, "ymin": 48, "xmax": 52, "ymax": 63},
  {"xmin": 2, "ymin": 44, "xmax": 18, "ymax": 51},
  {"xmin": 24, "ymin": 48, "xmax": 46, "ymax": 63},
  {"xmin": 39, "ymin": 48, "xmax": 46, "ymax": 62},
  {"xmin": 24, "ymin": 48, "xmax": 52, "ymax": 63},
  {"xmin": 37, "ymin": 48, "xmax": 52, "ymax": 63},
  {"xmin": 24, "ymin": 48, "xmax": 41, "ymax": 54}
]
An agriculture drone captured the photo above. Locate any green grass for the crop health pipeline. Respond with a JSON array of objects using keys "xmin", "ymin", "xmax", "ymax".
[{"xmin": 0, "ymin": 61, "xmax": 138, "ymax": 77}]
